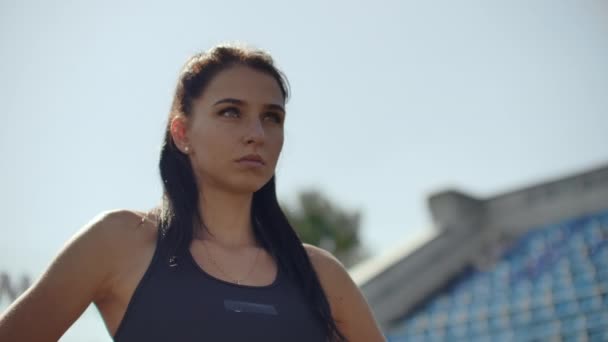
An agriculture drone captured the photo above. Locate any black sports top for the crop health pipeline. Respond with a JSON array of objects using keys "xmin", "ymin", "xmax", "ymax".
[{"xmin": 112, "ymin": 231, "xmax": 326, "ymax": 341}]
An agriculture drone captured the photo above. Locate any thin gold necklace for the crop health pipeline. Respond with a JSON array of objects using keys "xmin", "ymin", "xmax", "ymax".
[{"xmin": 201, "ymin": 239, "xmax": 261, "ymax": 285}]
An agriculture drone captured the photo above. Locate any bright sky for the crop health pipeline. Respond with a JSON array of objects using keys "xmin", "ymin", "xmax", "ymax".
[{"xmin": 1, "ymin": 1, "xmax": 608, "ymax": 339}]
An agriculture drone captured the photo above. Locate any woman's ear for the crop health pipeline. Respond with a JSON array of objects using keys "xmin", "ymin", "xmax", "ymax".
[{"xmin": 170, "ymin": 115, "xmax": 190, "ymax": 152}]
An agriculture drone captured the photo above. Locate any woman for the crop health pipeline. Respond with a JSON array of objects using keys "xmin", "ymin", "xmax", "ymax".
[{"xmin": 0, "ymin": 44, "xmax": 385, "ymax": 341}]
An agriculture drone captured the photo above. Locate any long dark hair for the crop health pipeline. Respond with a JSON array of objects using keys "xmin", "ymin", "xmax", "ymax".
[{"xmin": 152, "ymin": 44, "xmax": 346, "ymax": 342}]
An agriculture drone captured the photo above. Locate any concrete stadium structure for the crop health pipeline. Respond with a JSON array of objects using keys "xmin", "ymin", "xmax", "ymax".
[{"xmin": 351, "ymin": 163, "xmax": 608, "ymax": 340}]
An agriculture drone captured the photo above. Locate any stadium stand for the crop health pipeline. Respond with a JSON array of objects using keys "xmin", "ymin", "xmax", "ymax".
[{"xmin": 350, "ymin": 163, "xmax": 608, "ymax": 341}]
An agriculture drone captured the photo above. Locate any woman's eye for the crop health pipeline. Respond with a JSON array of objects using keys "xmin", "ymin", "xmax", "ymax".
[
  {"xmin": 219, "ymin": 107, "xmax": 240, "ymax": 118},
  {"xmin": 264, "ymin": 112, "xmax": 283, "ymax": 124}
]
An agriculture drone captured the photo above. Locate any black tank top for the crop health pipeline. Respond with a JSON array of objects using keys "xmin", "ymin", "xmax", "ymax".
[{"xmin": 112, "ymin": 231, "xmax": 326, "ymax": 341}]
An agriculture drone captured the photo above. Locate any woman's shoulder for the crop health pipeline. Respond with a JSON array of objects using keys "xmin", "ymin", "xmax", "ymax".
[
  {"xmin": 302, "ymin": 243, "xmax": 386, "ymax": 341},
  {"xmin": 93, "ymin": 207, "xmax": 158, "ymax": 227},
  {"xmin": 302, "ymin": 244, "xmax": 349, "ymax": 310},
  {"xmin": 88, "ymin": 208, "xmax": 159, "ymax": 250},
  {"xmin": 81, "ymin": 209, "xmax": 160, "ymax": 301},
  {"xmin": 302, "ymin": 243, "xmax": 344, "ymax": 269},
  {"xmin": 302, "ymin": 244, "xmax": 351, "ymax": 289},
  {"xmin": 97, "ymin": 208, "xmax": 160, "ymax": 231},
  {"xmin": 302, "ymin": 243, "xmax": 351, "ymax": 292},
  {"xmin": 97, "ymin": 209, "xmax": 158, "ymax": 242}
]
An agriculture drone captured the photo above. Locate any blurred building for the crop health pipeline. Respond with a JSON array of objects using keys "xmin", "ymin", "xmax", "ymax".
[{"xmin": 350, "ymin": 164, "xmax": 608, "ymax": 341}]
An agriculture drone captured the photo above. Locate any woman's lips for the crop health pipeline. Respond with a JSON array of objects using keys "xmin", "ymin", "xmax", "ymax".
[
  {"xmin": 235, "ymin": 155, "xmax": 265, "ymax": 167},
  {"xmin": 236, "ymin": 159, "xmax": 265, "ymax": 167}
]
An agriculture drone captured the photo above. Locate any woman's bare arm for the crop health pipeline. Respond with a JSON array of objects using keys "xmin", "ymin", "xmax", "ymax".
[
  {"xmin": 0, "ymin": 210, "xmax": 125, "ymax": 342},
  {"xmin": 304, "ymin": 244, "xmax": 387, "ymax": 342}
]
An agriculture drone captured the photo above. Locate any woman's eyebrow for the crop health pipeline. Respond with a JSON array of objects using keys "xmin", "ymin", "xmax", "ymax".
[
  {"xmin": 213, "ymin": 98, "xmax": 285, "ymax": 113},
  {"xmin": 264, "ymin": 103, "xmax": 285, "ymax": 113},
  {"xmin": 213, "ymin": 98, "xmax": 245, "ymax": 106}
]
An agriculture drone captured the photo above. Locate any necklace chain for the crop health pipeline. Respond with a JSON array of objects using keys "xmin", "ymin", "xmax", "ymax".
[{"xmin": 201, "ymin": 239, "xmax": 261, "ymax": 285}]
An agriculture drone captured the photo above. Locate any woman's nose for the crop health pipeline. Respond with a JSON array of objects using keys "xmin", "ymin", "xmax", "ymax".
[{"xmin": 244, "ymin": 118, "xmax": 265, "ymax": 144}]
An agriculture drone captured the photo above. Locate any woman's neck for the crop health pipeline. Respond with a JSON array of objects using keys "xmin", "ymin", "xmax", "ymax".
[{"xmin": 195, "ymin": 186, "xmax": 257, "ymax": 248}]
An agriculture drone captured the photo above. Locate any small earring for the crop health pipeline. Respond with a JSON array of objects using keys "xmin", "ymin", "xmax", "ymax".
[{"xmin": 184, "ymin": 146, "xmax": 190, "ymax": 153}]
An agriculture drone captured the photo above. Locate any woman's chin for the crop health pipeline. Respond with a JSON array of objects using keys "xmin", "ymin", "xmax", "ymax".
[{"xmin": 226, "ymin": 178, "xmax": 271, "ymax": 194}]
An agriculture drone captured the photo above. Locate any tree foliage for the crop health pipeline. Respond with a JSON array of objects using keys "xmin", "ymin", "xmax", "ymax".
[{"xmin": 283, "ymin": 190, "xmax": 368, "ymax": 268}]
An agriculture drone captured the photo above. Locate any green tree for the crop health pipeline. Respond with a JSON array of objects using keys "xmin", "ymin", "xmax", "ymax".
[{"xmin": 283, "ymin": 190, "xmax": 369, "ymax": 268}]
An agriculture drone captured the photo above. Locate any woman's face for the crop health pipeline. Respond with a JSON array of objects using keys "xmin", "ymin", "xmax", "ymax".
[{"xmin": 174, "ymin": 65, "xmax": 285, "ymax": 194}]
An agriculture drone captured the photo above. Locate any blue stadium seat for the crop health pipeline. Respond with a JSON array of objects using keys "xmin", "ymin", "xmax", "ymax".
[{"xmin": 387, "ymin": 209, "xmax": 608, "ymax": 341}]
